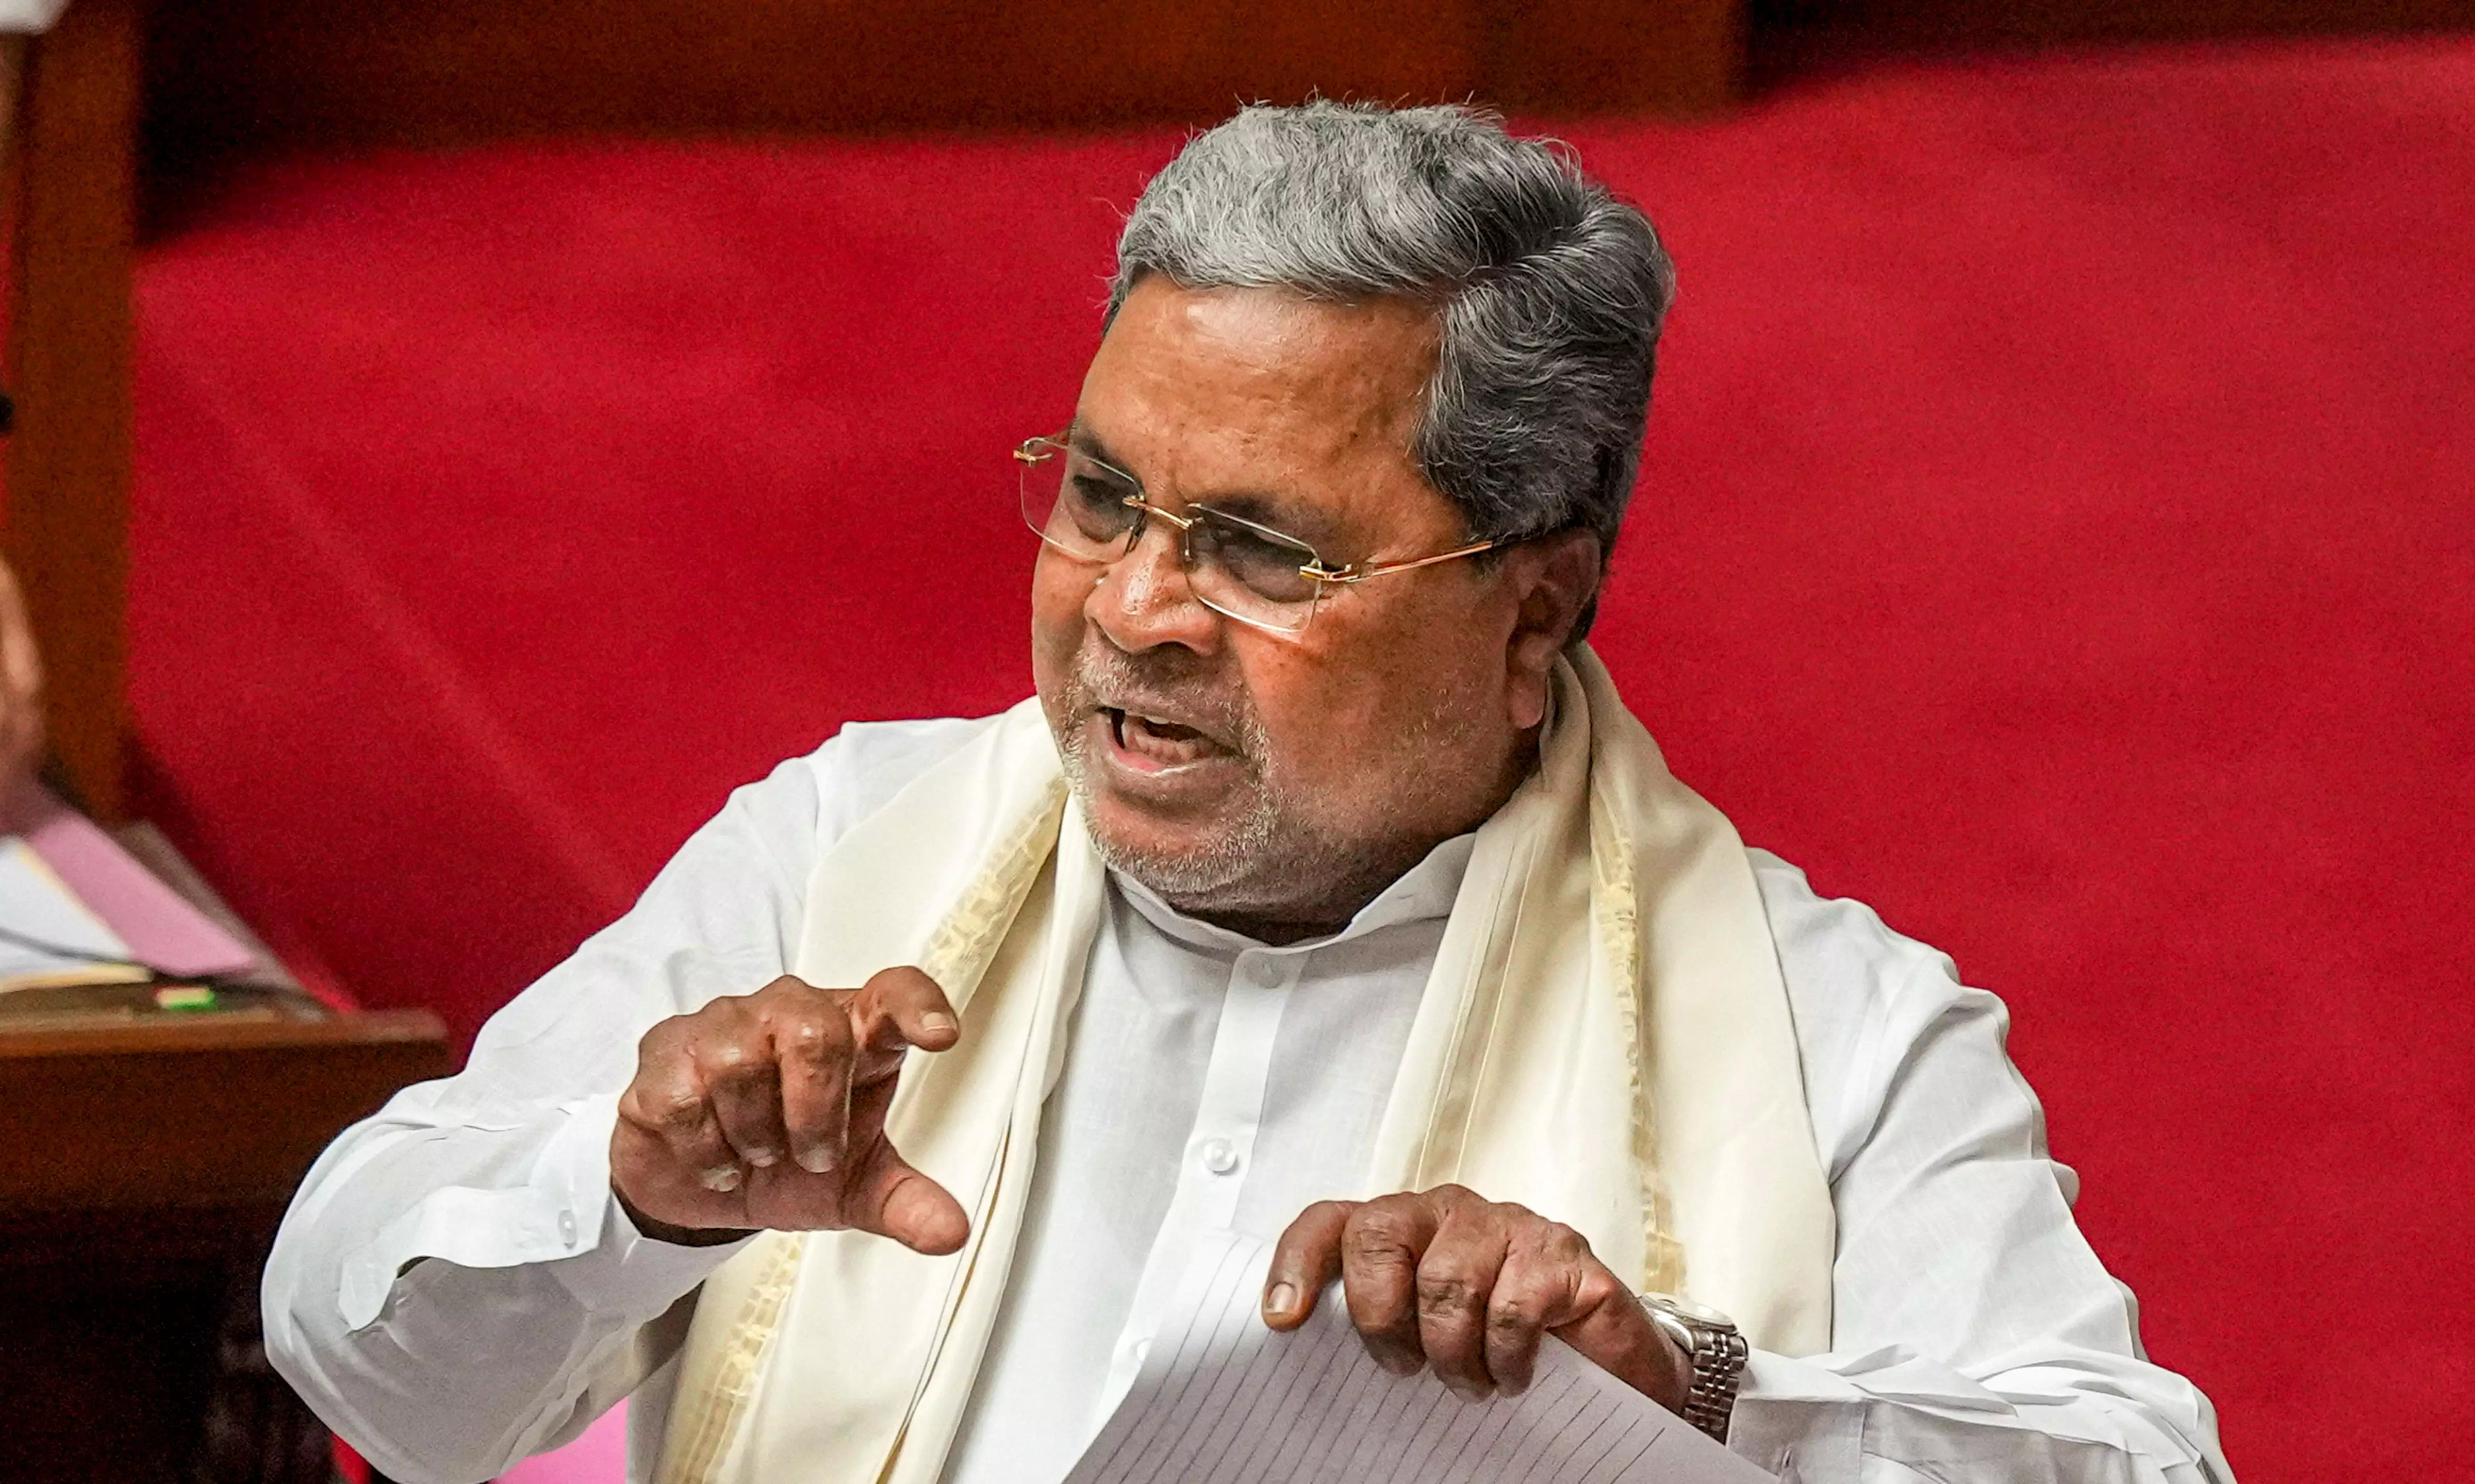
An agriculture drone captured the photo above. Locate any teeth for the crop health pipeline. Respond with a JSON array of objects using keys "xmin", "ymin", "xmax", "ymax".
[{"xmin": 1110, "ymin": 708, "xmax": 1213, "ymax": 764}]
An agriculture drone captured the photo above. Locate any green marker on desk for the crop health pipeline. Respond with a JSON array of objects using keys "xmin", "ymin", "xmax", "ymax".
[{"xmin": 154, "ymin": 986, "xmax": 218, "ymax": 1011}]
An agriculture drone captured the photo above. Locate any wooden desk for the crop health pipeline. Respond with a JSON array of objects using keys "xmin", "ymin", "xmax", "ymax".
[{"xmin": 0, "ymin": 1008, "xmax": 454, "ymax": 1484}]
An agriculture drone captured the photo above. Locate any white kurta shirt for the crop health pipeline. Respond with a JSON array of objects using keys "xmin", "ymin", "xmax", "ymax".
[{"xmin": 262, "ymin": 718, "xmax": 2233, "ymax": 1484}]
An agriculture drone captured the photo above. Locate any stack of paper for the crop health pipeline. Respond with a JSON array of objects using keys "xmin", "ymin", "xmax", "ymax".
[
  {"xmin": 0, "ymin": 838, "xmax": 148, "ymax": 991},
  {"xmin": 1064, "ymin": 1230, "xmax": 1775, "ymax": 1484},
  {"xmin": 0, "ymin": 790, "xmax": 258, "ymax": 993}
]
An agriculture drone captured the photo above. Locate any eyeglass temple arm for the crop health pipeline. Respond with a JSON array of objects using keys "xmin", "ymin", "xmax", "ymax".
[{"xmin": 1309, "ymin": 538, "xmax": 1506, "ymax": 585}]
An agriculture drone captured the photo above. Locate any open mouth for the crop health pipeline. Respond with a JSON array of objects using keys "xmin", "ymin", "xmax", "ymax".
[{"xmin": 1101, "ymin": 706, "xmax": 1225, "ymax": 769}]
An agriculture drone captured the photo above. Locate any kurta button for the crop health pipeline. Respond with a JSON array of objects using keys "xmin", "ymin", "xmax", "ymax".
[
  {"xmin": 1199, "ymin": 1138, "xmax": 1239, "ymax": 1175},
  {"xmin": 557, "ymin": 1209, "xmax": 579, "ymax": 1247}
]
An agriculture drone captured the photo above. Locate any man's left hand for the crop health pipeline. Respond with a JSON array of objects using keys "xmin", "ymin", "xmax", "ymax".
[{"xmin": 1263, "ymin": 1185, "xmax": 1691, "ymax": 1409}]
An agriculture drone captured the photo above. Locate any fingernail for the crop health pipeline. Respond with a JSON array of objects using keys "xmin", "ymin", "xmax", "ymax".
[
  {"xmin": 699, "ymin": 1165, "xmax": 743, "ymax": 1192},
  {"xmin": 796, "ymin": 1147, "xmax": 835, "ymax": 1175},
  {"xmin": 921, "ymin": 1012, "xmax": 958, "ymax": 1037},
  {"xmin": 1264, "ymin": 1282, "xmax": 1297, "ymax": 1318},
  {"xmin": 745, "ymin": 1148, "xmax": 780, "ymax": 1169}
]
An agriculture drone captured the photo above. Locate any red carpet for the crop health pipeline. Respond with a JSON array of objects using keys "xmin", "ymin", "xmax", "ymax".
[{"xmin": 131, "ymin": 37, "xmax": 2473, "ymax": 1482}]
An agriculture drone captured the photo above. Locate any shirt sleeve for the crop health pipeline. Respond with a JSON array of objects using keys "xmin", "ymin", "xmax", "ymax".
[
  {"xmin": 1729, "ymin": 853, "xmax": 2235, "ymax": 1484},
  {"xmin": 262, "ymin": 720, "xmax": 989, "ymax": 1484}
]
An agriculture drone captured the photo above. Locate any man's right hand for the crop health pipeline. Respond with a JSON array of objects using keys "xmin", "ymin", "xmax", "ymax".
[{"xmin": 610, "ymin": 966, "xmax": 969, "ymax": 1254}]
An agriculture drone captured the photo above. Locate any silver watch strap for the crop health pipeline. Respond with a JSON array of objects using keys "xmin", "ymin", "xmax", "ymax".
[{"xmin": 1642, "ymin": 1296, "xmax": 1748, "ymax": 1443}]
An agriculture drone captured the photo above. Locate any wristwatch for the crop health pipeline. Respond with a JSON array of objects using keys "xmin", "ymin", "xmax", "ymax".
[{"xmin": 1640, "ymin": 1293, "xmax": 1748, "ymax": 1443}]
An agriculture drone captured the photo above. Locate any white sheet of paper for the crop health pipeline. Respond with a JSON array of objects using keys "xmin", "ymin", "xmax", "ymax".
[
  {"xmin": 1064, "ymin": 1229, "xmax": 1776, "ymax": 1484},
  {"xmin": 0, "ymin": 837, "xmax": 144, "ymax": 992}
]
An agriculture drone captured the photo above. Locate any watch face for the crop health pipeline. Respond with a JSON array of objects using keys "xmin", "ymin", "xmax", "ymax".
[{"xmin": 1646, "ymin": 1292, "xmax": 1737, "ymax": 1331}]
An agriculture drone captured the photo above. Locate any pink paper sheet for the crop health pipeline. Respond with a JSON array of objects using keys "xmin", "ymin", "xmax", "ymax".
[{"xmin": 20, "ymin": 791, "xmax": 256, "ymax": 978}]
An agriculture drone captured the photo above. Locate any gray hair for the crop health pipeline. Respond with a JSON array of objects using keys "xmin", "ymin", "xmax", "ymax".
[{"xmin": 1107, "ymin": 101, "xmax": 1677, "ymax": 562}]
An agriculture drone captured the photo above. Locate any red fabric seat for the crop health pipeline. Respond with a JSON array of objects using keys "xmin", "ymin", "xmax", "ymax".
[{"xmin": 133, "ymin": 38, "xmax": 2474, "ymax": 1482}]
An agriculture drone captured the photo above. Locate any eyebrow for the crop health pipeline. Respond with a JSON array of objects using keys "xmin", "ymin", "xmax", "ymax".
[
  {"xmin": 1191, "ymin": 491, "xmax": 1343, "ymax": 549},
  {"xmin": 1064, "ymin": 422, "xmax": 1134, "ymax": 482},
  {"xmin": 1064, "ymin": 421, "xmax": 1345, "ymax": 550}
]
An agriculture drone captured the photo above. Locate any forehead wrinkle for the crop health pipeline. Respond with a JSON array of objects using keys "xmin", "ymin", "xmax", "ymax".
[
  {"xmin": 1084, "ymin": 281, "xmax": 1453, "ymax": 546},
  {"xmin": 1168, "ymin": 289, "xmax": 1436, "ymax": 443}
]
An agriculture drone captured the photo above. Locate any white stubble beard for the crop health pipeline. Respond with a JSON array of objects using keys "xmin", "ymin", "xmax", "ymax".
[{"xmin": 1048, "ymin": 646, "xmax": 1359, "ymax": 918}]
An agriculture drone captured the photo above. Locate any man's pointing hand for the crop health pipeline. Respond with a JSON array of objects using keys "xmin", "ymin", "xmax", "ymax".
[{"xmin": 610, "ymin": 967, "xmax": 968, "ymax": 1254}]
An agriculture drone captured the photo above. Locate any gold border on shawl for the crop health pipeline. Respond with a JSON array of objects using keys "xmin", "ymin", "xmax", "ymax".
[
  {"xmin": 657, "ymin": 781, "xmax": 1070, "ymax": 1484},
  {"xmin": 1590, "ymin": 782, "xmax": 1685, "ymax": 1294},
  {"xmin": 1388, "ymin": 660, "xmax": 1668, "ymax": 1291},
  {"xmin": 869, "ymin": 827, "xmax": 1100, "ymax": 1484},
  {"xmin": 659, "ymin": 1233, "xmax": 805, "ymax": 1484},
  {"xmin": 916, "ymin": 780, "xmax": 1070, "ymax": 1008}
]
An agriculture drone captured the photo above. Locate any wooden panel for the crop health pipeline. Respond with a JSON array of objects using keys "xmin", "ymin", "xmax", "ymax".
[
  {"xmin": 3, "ymin": 0, "xmax": 141, "ymax": 820},
  {"xmin": 1, "ymin": 1199, "xmax": 342, "ymax": 1483},
  {"xmin": 0, "ymin": 1012, "xmax": 450, "ymax": 1484},
  {"xmin": 147, "ymin": 0, "xmax": 1474, "ymax": 152},
  {"xmin": 1492, "ymin": 0, "xmax": 1744, "ymax": 115},
  {"xmin": 140, "ymin": 0, "xmax": 1744, "ymax": 175},
  {"xmin": 0, "ymin": 1238, "xmax": 228, "ymax": 1484},
  {"xmin": 0, "ymin": 1008, "xmax": 454, "ymax": 1212},
  {"xmin": 1752, "ymin": 0, "xmax": 2475, "ymax": 47}
]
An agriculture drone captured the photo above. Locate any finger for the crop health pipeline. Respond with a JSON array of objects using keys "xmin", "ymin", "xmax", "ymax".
[
  {"xmin": 849, "ymin": 966, "xmax": 960, "ymax": 1074},
  {"xmin": 1264, "ymin": 1201, "xmax": 1355, "ymax": 1329},
  {"xmin": 1341, "ymin": 1194, "xmax": 1445, "ymax": 1375},
  {"xmin": 619, "ymin": 1038, "xmax": 739, "ymax": 1194},
  {"xmin": 844, "ymin": 1130, "xmax": 970, "ymax": 1255},
  {"xmin": 1417, "ymin": 1204, "xmax": 1513, "ymax": 1397},
  {"xmin": 1497, "ymin": 1218, "xmax": 1677, "ymax": 1403},
  {"xmin": 700, "ymin": 1011, "xmax": 791, "ymax": 1171},
  {"xmin": 1546, "ymin": 1263, "xmax": 1676, "ymax": 1403},
  {"xmin": 1483, "ymin": 1226, "xmax": 1591, "ymax": 1395},
  {"xmin": 772, "ymin": 997, "xmax": 857, "ymax": 1175}
]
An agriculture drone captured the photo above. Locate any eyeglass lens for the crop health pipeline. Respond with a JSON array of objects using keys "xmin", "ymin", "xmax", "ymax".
[{"xmin": 1020, "ymin": 441, "xmax": 1324, "ymax": 631}]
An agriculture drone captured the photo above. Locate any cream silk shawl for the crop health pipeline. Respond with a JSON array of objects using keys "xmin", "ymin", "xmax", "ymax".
[{"xmin": 652, "ymin": 648, "xmax": 1835, "ymax": 1484}]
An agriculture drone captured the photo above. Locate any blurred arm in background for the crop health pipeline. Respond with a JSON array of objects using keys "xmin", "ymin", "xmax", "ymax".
[{"xmin": 0, "ymin": 554, "xmax": 46, "ymax": 819}]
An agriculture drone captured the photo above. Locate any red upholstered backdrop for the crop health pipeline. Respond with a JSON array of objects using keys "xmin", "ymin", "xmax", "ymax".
[{"xmin": 130, "ymin": 38, "xmax": 2471, "ymax": 1483}]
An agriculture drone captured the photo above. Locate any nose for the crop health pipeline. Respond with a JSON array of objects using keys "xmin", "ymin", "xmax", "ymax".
[{"xmin": 1087, "ymin": 516, "xmax": 1220, "ymax": 655}]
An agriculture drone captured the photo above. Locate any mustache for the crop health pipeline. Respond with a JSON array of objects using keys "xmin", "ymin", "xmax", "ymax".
[{"xmin": 1058, "ymin": 643, "xmax": 1258, "ymax": 757}]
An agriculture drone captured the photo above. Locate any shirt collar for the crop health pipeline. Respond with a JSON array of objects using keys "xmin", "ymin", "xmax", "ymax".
[{"xmin": 1108, "ymin": 831, "xmax": 1477, "ymax": 957}]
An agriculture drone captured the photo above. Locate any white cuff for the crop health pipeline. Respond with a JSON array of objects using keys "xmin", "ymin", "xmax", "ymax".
[
  {"xmin": 337, "ymin": 1093, "xmax": 749, "ymax": 1330},
  {"xmin": 539, "ymin": 1090, "xmax": 756, "ymax": 1311},
  {"xmin": 546, "ymin": 1186, "xmax": 757, "ymax": 1315},
  {"xmin": 1729, "ymin": 1346, "xmax": 2213, "ymax": 1481},
  {"xmin": 1726, "ymin": 1349, "xmax": 1869, "ymax": 1480}
]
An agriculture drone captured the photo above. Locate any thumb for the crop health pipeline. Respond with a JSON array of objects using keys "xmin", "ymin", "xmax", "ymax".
[{"xmin": 847, "ymin": 1137, "xmax": 970, "ymax": 1256}]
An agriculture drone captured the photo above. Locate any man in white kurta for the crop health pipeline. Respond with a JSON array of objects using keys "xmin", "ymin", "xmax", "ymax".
[{"xmin": 264, "ymin": 102, "xmax": 2233, "ymax": 1484}]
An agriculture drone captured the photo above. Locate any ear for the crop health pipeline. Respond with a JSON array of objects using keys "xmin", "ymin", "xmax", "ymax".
[{"xmin": 1503, "ymin": 530, "xmax": 1604, "ymax": 731}]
